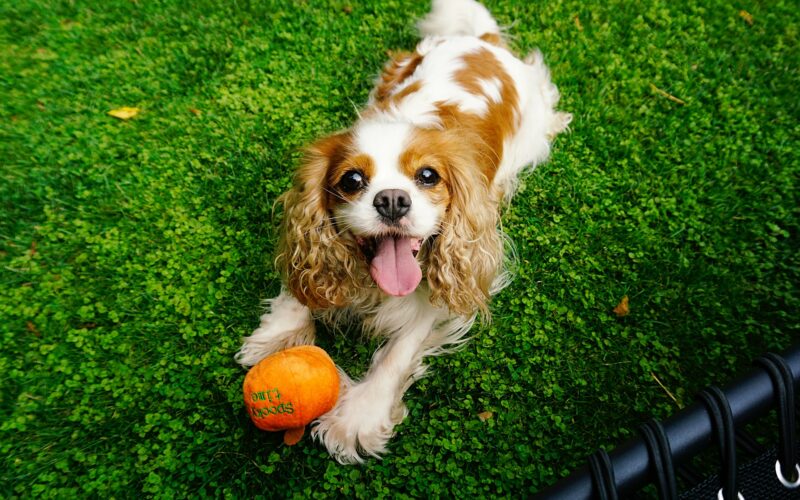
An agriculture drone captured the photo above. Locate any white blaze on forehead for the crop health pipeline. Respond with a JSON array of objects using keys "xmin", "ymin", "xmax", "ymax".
[{"xmin": 354, "ymin": 120, "xmax": 414, "ymax": 183}]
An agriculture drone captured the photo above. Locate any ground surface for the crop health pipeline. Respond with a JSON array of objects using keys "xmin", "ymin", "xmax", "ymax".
[{"xmin": 1, "ymin": 0, "xmax": 798, "ymax": 497}]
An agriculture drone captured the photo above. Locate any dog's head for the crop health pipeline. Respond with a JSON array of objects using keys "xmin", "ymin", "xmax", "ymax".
[{"xmin": 276, "ymin": 118, "xmax": 503, "ymax": 315}]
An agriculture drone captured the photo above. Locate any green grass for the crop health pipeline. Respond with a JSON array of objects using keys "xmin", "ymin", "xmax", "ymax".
[{"xmin": 1, "ymin": 0, "xmax": 798, "ymax": 497}]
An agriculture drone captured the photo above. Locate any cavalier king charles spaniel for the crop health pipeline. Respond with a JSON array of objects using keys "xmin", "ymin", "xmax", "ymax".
[{"xmin": 236, "ymin": 0, "xmax": 571, "ymax": 463}]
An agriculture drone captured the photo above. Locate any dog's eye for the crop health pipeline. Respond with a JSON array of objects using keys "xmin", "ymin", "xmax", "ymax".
[
  {"xmin": 339, "ymin": 170, "xmax": 366, "ymax": 193},
  {"xmin": 415, "ymin": 167, "xmax": 440, "ymax": 187}
]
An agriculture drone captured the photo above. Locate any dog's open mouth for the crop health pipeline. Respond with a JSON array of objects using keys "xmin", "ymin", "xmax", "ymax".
[{"xmin": 355, "ymin": 235, "xmax": 423, "ymax": 297}]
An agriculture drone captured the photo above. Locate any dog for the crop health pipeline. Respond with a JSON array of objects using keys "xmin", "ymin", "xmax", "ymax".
[{"xmin": 235, "ymin": 0, "xmax": 570, "ymax": 464}]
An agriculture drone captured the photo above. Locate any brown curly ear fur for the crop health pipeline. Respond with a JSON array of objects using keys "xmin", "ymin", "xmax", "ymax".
[
  {"xmin": 275, "ymin": 133, "xmax": 364, "ymax": 310},
  {"xmin": 427, "ymin": 156, "xmax": 504, "ymax": 317}
]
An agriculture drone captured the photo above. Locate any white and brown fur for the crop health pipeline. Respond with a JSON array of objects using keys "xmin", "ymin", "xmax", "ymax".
[{"xmin": 236, "ymin": 0, "xmax": 571, "ymax": 463}]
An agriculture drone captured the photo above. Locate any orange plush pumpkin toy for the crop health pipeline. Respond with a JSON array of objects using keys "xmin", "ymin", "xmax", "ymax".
[{"xmin": 243, "ymin": 345, "xmax": 340, "ymax": 445}]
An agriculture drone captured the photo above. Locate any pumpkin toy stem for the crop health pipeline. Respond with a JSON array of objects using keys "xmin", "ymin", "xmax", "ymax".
[{"xmin": 284, "ymin": 426, "xmax": 305, "ymax": 446}]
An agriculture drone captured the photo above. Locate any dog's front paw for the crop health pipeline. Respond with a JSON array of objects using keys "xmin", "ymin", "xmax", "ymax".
[{"xmin": 311, "ymin": 379, "xmax": 408, "ymax": 464}]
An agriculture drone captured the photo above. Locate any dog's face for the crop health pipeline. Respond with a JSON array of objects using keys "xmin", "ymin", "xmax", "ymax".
[
  {"xmin": 277, "ymin": 118, "xmax": 503, "ymax": 315},
  {"xmin": 330, "ymin": 121, "xmax": 451, "ymax": 297}
]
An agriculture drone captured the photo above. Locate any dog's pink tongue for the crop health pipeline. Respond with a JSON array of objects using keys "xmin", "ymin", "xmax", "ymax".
[{"xmin": 370, "ymin": 237, "xmax": 422, "ymax": 296}]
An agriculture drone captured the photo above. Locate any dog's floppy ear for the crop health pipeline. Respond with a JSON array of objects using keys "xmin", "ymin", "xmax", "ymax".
[
  {"xmin": 275, "ymin": 133, "xmax": 363, "ymax": 310},
  {"xmin": 427, "ymin": 153, "xmax": 504, "ymax": 317}
]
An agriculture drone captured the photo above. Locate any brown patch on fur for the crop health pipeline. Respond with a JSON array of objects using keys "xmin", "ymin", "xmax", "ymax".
[
  {"xmin": 372, "ymin": 51, "xmax": 424, "ymax": 104},
  {"xmin": 440, "ymin": 48, "xmax": 519, "ymax": 186},
  {"xmin": 327, "ymin": 153, "xmax": 376, "ymax": 204},
  {"xmin": 398, "ymin": 127, "xmax": 503, "ymax": 316},
  {"xmin": 276, "ymin": 132, "xmax": 367, "ymax": 310},
  {"xmin": 479, "ymin": 33, "xmax": 506, "ymax": 48},
  {"xmin": 385, "ymin": 80, "xmax": 422, "ymax": 107},
  {"xmin": 399, "ymin": 129, "xmax": 457, "ymax": 209},
  {"xmin": 422, "ymin": 131, "xmax": 503, "ymax": 316}
]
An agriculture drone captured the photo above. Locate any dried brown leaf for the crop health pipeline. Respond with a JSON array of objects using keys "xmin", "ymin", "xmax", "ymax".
[
  {"xmin": 108, "ymin": 107, "xmax": 140, "ymax": 120},
  {"xmin": 26, "ymin": 321, "xmax": 41, "ymax": 337},
  {"xmin": 613, "ymin": 295, "xmax": 629, "ymax": 317},
  {"xmin": 739, "ymin": 10, "xmax": 754, "ymax": 26}
]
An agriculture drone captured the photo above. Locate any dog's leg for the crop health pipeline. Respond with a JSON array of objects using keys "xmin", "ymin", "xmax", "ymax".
[
  {"xmin": 312, "ymin": 293, "xmax": 457, "ymax": 464},
  {"xmin": 312, "ymin": 323, "xmax": 433, "ymax": 463},
  {"xmin": 234, "ymin": 290, "xmax": 315, "ymax": 367}
]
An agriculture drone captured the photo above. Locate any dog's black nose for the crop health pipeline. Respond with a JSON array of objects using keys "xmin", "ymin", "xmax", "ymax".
[{"xmin": 373, "ymin": 189, "xmax": 411, "ymax": 222}]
